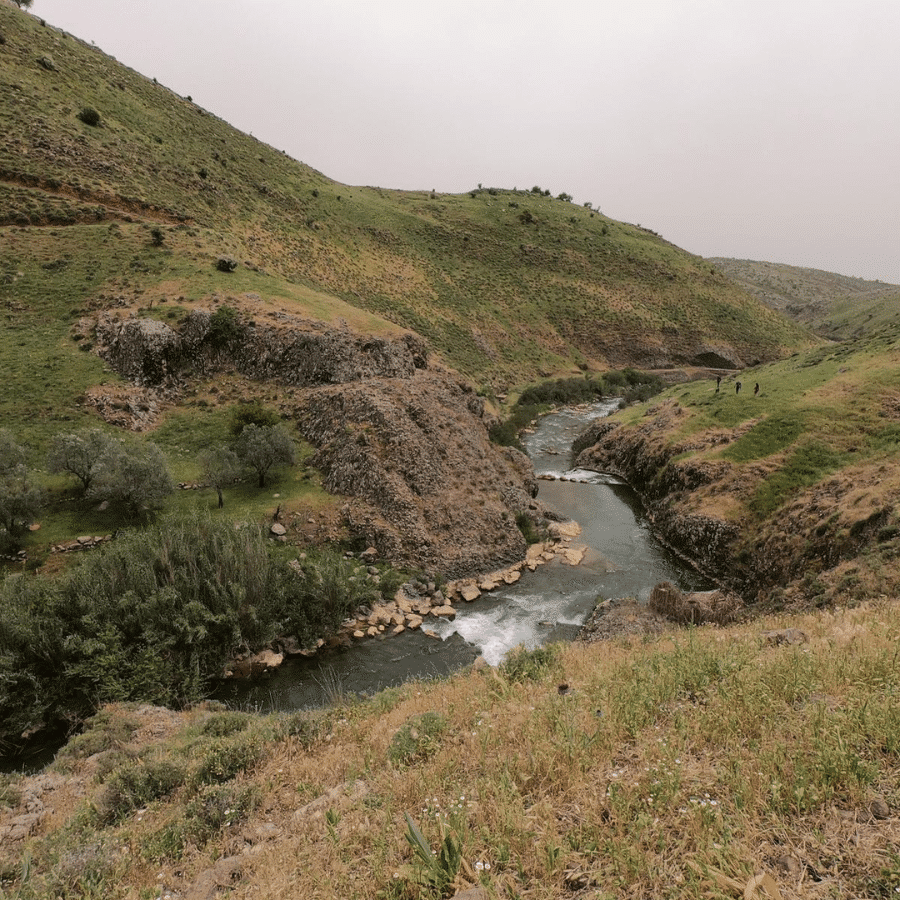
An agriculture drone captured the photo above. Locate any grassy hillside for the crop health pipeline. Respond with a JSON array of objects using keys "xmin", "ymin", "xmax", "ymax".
[
  {"xmin": 0, "ymin": 4, "xmax": 813, "ymax": 394},
  {"xmin": 709, "ymin": 257, "xmax": 900, "ymax": 340},
  {"xmin": 2, "ymin": 602, "xmax": 899, "ymax": 899},
  {"xmin": 598, "ymin": 319, "xmax": 900, "ymax": 608}
]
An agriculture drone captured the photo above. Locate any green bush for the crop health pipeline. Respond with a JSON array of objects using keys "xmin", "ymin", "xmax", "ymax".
[
  {"xmin": 76, "ymin": 106, "xmax": 101, "ymax": 127},
  {"xmin": 0, "ymin": 512, "xmax": 379, "ymax": 746},
  {"xmin": 228, "ymin": 400, "xmax": 281, "ymax": 435},
  {"xmin": 95, "ymin": 759, "xmax": 187, "ymax": 825},
  {"xmin": 500, "ymin": 644, "xmax": 560, "ymax": 684},
  {"xmin": 193, "ymin": 731, "xmax": 266, "ymax": 786},
  {"xmin": 205, "ymin": 305, "xmax": 243, "ymax": 347},
  {"xmin": 388, "ymin": 712, "xmax": 447, "ymax": 766}
]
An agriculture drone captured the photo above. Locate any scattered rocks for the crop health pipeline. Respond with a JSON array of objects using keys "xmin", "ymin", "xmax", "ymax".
[
  {"xmin": 50, "ymin": 534, "xmax": 113, "ymax": 554},
  {"xmin": 762, "ymin": 627, "xmax": 808, "ymax": 646}
]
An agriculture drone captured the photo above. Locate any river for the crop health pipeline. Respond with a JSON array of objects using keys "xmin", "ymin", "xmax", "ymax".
[{"xmin": 217, "ymin": 399, "xmax": 709, "ymax": 712}]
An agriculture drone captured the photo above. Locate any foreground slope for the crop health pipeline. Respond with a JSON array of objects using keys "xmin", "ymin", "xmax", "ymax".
[{"xmin": 1, "ymin": 601, "xmax": 898, "ymax": 899}]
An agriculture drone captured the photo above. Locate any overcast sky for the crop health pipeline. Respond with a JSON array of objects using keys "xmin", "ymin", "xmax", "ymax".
[{"xmin": 30, "ymin": 0, "xmax": 900, "ymax": 284}]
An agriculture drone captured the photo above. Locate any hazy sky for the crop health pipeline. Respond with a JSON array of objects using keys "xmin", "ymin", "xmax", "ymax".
[{"xmin": 30, "ymin": 0, "xmax": 900, "ymax": 284}]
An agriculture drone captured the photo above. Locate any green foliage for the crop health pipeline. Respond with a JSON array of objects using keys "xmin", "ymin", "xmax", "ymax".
[
  {"xmin": 205, "ymin": 305, "xmax": 243, "ymax": 347},
  {"xmin": 76, "ymin": 107, "xmax": 101, "ymax": 127},
  {"xmin": 388, "ymin": 712, "xmax": 447, "ymax": 766},
  {"xmin": 722, "ymin": 413, "xmax": 807, "ymax": 462},
  {"xmin": 87, "ymin": 438, "xmax": 174, "ymax": 517},
  {"xmin": 403, "ymin": 812, "xmax": 463, "ymax": 897},
  {"xmin": 0, "ymin": 512, "xmax": 374, "ymax": 745},
  {"xmin": 198, "ymin": 445, "xmax": 240, "ymax": 507},
  {"xmin": 515, "ymin": 511, "xmax": 540, "ymax": 545},
  {"xmin": 228, "ymin": 401, "xmax": 282, "ymax": 436},
  {"xmin": 233, "ymin": 422, "xmax": 296, "ymax": 487},
  {"xmin": 46, "ymin": 428, "xmax": 113, "ymax": 493},
  {"xmin": 192, "ymin": 731, "xmax": 266, "ymax": 786},
  {"xmin": 0, "ymin": 429, "xmax": 43, "ymax": 548},
  {"xmin": 199, "ymin": 711, "xmax": 252, "ymax": 737},
  {"xmin": 499, "ymin": 644, "xmax": 560, "ymax": 684},
  {"xmin": 94, "ymin": 759, "xmax": 187, "ymax": 825}
]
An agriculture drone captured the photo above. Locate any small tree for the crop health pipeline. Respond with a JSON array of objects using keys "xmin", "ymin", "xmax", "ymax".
[
  {"xmin": 88, "ymin": 439, "xmax": 174, "ymax": 518},
  {"xmin": 229, "ymin": 401, "xmax": 281, "ymax": 436},
  {"xmin": 199, "ymin": 446, "xmax": 240, "ymax": 508},
  {"xmin": 47, "ymin": 429, "xmax": 112, "ymax": 494},
  {"xmin": 234, "ymin": 423, "xmax": 296, "ymax": 488},
  {"xmin": 0, "ymin": 430, "xmax": 42, "ymax": 548}
]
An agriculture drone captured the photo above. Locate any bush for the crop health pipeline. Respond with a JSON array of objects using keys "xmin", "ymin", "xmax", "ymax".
[
  {"xmin": 205, "ymin": 305, "xmax": 243, "ymax": 347},
  {"xmin": 77, "ymin": 107, "xmax": 101, "ymax": 127},
  {"xmin": 215, "ymin": 256, "xmax": 238, "ymax": 273},
  {"xmin": 228, "ymin": 400, "xmax": 281, "ymax": 436},
  {"xmin": 193, "ymin": 732, "xmax": 267, "ymax": 786},
  {"xmin": 500, "ymin": 644, "xmax": 560, "ymax": 683},
  {"xmin": 388, "ymin": 712, "xmax": 447, "ymax": 766},
  {"xmin": 95, "ymin": 759, "xmax": 187, "ymax": 825}
]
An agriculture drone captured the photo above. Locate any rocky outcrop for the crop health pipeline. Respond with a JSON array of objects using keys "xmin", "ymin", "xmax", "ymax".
[
  {"xmin": 93, "ymin": 309, "xmax": 428, "ymax": 389},
  {"xmin": 294, "ymin": 372, "xmax": 539, "ymax": 578}
]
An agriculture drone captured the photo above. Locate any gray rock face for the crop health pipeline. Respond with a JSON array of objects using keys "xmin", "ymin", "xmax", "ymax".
[
  {"xmin": 294, "ymin": 373, "xmax": 534, "ymax": 578},
  {"xmin": 94, "ymin": 309, "xmax": 428, "ymax": 388}
]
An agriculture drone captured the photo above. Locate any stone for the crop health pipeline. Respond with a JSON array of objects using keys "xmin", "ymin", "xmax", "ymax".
[
  {"xmin": 548, "ymin": 520, "xmax": 581, "ymax": 540},
  {"xmin": 392, "ymin": 624, "xmax": 405, "ymax": 635},
  {"xmin": 869, "ymin": 798, "xmax": 890, "ymax": 820},
  {"xmin": 650, "ymin": 581, "xmax": 743, "ymax": 626},
  {"xmin": 353, "ymin": 630, "xmax": 365, "ymax": 639},
  {"xmin": 270, "ymin": 522, "xmax": 287, "ymax": 536},
  {"xmin": 460, "ymin": 583, "xmax": 481, "ymax": 602},
  {"xmin": 503, "ymin": 568, "xmax": 522, "ymax": 584},
  {"xmin": 430, "ymin": 605, "xmax": 456, "ymax": 619},
  {"xmin": 762, "ymin": 628, "xmax": 808, "ymax": 646},
  {"xmin": 406, "ymin": 615, "xmax": 423, "ymax": 629},
  {"xmin": 561, "ymin": 546, "xmax": 586, "ymax": 566},
  {"xmin": 249, "ymin": 649, "xmax": 283, "ymax": 676}
]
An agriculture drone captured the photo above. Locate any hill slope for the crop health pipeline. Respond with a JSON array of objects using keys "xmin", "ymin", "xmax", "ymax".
[
  {"xmin": 0, "ymin": 4, "xmax": 813, "ymax": 395},
  {"xmin": 709, "ymin": 257, "xmax": 900, "ymax": 340},
  {"xmin": 576, "ymin": 320, "xmax": 900, "ymax": 610}
]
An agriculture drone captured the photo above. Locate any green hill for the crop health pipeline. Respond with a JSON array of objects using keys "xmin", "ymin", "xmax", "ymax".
[
  {"xmin": 709, "ymin": 257, "xmax": 900, "ymax": 340},
  {"xmin": 0, "ymin": 4, "xmax": 812, "ymax": 401}
]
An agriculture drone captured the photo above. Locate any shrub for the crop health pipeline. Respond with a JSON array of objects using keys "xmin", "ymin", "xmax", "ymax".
[
  {"xmin": 500, "ymin": 644, "xmax": 560, "ymax": 683},
  {"xmin": 205, "ymin": 304, "xmax": 243, "ymax": 347},
  {"xmin": 215, "ymin": 256, "xmax": 237, "ymax": 273},
  {"xmin": 193, "ymin": 732, "xmax": 267, "ymax": 786},
  {"xmin": 200, "ymin": 711, "xmax": 252, "ymax": 738},
  {"xmin": 77, "ymin": 107, "xmax": 101, "ymax": 127},
  {"xmin": 95, "ymin": 759, "xmax": 186, "ymax": 825},
  {"xmin": 228, "ymin": 400, "xmax": 281, "ymax": 435},
  {"xmin": 389, "ymin": 712, "xmax": 447, "ymax": 766},
  {"xmin": 150, "ymin": 227, "xmax": 164, "ymax": 247}
]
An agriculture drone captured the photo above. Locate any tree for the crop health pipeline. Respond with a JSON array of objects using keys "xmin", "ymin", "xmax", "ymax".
[
  {"xmin": 199, "ymin": 446, "xmax": 240, "ymax": 508},
  {"xmin": 0, "ymin": 430, "xmax": 42, "ymax": 549},
  {"xmin": 88, "ymin": 439, "xmax": 174, "ymax": 517},
  {"xmin": 12, "ymin": 1, "xmax": 34, "ymax": 8},
  {"xmin": 234, "ymin": 423, "xmax": 296, "ymax": 488},
  {"xmin": 229, "ymin": 400, "xmax": 281, "ymax": 436},
  {"xmin": 47, "ymin": 429, "xmax": 112, "ymax": 494}
]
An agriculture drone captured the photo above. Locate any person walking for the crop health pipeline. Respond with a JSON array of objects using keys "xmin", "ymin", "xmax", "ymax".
[{"xmin": 735, "ymin": 381, "xmax": 742, "ymax": 394}]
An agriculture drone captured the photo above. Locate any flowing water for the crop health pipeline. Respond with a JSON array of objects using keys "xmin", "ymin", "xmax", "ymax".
[{"xmin": 217, "ymin": 400, "xmax": 709, "ymax": 712}]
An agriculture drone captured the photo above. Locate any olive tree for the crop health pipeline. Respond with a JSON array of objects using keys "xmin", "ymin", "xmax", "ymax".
[
  {"xmin": 199, "ymin": 446, "xmax": 241, "ymax": 508},
  {"xmin": 47, "ymin": 429, "xmax": 113, "ymax": 494},
  {"xmin": 234, "ymin": 423, "xmax": 296, "ymax": 488},
  {"xmin": 0, "ymin": 430, "xmax": 43, "ymax": 548},
  {"xmin": 88, "ymin": 439, "xmax": 174, "ymax": 517}
]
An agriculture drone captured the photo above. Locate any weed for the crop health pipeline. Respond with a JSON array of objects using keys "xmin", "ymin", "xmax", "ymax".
[
  {"xmin": 500, "ymin": 644, "xmax": 560, "ymax": 684},
  {"xmin": 388, "ymin": 712, "xmax": 447, "ymax": 766}
]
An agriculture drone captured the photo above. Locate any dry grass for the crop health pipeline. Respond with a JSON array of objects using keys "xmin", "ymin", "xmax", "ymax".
[{"xmin": 3, "ymin": 600, "xmax": 900, "ymax": 899}]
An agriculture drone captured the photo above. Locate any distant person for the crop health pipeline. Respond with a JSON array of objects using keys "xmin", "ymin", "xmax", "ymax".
[
  {"xmin": 754, "ymin": 383, "xmax": 759, "ymax": 395},
  {"xmin": 735, "ymin": 381, "xmax": 742, "ymax": 394},
  {"xmin": 716, "ymin": 375, "xmax": 721, "ymax": 393}
]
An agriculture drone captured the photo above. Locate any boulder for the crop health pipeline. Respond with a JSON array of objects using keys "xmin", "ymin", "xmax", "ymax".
[
  {"xmin": 459, "ymin": 583, "xmax": 481, "ymax": 602},
  {"xmin": 649, "ymin": 581, "xmax": 743, "ymax": 626}
]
